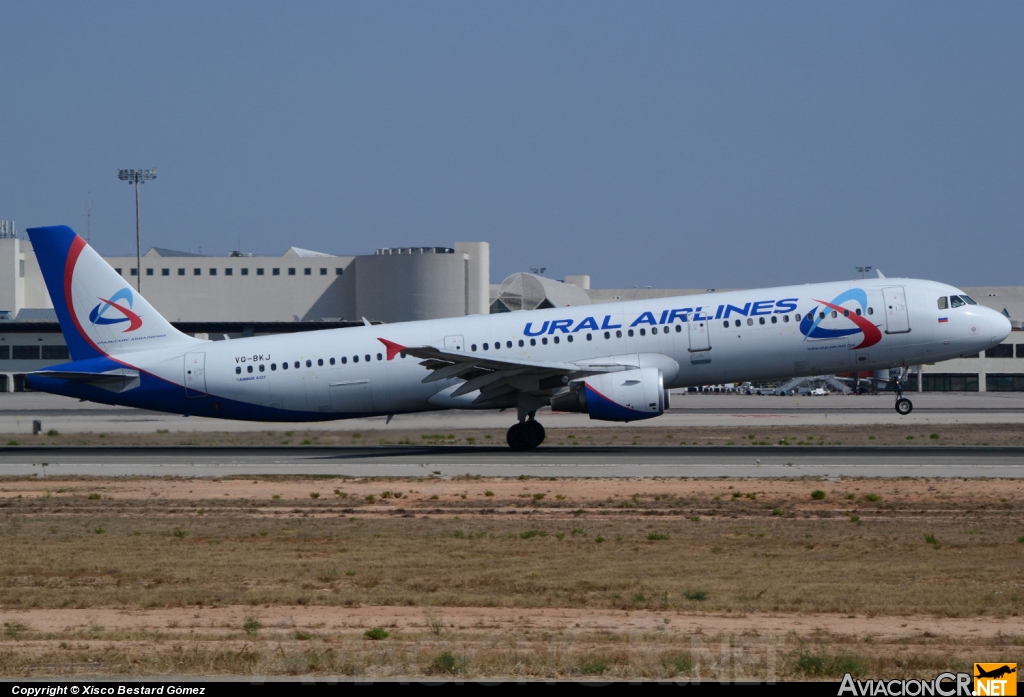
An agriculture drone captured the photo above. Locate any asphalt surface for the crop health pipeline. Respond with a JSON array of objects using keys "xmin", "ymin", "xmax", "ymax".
[{"xmin": 2, "ymin": 444, "xmax": 1022, "ymax": 478}]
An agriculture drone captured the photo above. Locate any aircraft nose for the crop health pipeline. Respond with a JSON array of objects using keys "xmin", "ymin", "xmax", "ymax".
[{"xmin": 991, "ymin": 309, "xmax": 1012, "ymax": 343}]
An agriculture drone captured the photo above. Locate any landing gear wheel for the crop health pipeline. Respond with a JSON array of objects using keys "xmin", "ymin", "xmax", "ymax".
[
  {"xmin": 507, "ymin": 421, "xmax": 546, "ymax": 451},
  {"xmin": 507, "ymin": 422, "xmax": 535, "ymax": 451},
  {"xmin": 525, "ymin": 420, "xmax": 546, "ymax": 447},
  {"xmin": 895, "ymin": 398, "xmax": 913, "ymax": 415}
]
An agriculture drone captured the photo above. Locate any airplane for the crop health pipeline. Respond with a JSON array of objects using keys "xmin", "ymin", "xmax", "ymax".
[
  {"xmin": 24, "ymin": 225, "xmax": 1012, "ymax": 451},
  {"xmin": 975, "ymin": 665, "xmax": 1016, "ymax": 680}
]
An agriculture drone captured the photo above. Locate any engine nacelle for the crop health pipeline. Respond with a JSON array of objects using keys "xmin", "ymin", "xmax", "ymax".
[{"xmin": 551, "ymin": 367, "xmax": 667, "ymax": 422}]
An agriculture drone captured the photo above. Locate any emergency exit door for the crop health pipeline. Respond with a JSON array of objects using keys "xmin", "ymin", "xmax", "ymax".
[{"xmin": 687, "ymin": 319, "xmax": 712, "ymax": 364}]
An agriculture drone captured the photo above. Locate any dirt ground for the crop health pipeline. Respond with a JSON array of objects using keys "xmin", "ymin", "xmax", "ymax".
[
  {"xmin": 3, "ymin": 422, "xmax": 1024, "ymax": 447},
  {"xmin": 1, "ymin": 475, "xmax": 1022, "ymax": 678}
]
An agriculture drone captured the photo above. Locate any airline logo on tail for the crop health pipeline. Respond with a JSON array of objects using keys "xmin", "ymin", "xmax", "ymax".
[
  {"xmin": 799, "ymin": 288, "xmax": 882, "ymax": 349},
  {"xmin": 88, "ymin": 288, "xmax": 143, "ymax": 332}
]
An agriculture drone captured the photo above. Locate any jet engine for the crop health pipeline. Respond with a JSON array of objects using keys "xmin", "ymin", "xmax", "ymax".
[{"xmin": 550, "ymin": 367, "xmax": 667, "ymax": 422}]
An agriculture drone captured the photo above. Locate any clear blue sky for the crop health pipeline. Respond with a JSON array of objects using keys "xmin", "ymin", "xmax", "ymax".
[{"xmin": 1, "ymin": 2, "xmax": 1021, "ymax": 289}]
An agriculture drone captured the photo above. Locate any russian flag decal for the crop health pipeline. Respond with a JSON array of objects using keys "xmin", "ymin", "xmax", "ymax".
[{"xmin": 938, "ymin": 317, "xmax": 949, "ymax": 323}]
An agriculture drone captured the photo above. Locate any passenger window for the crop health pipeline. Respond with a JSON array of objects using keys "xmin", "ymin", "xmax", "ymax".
[
  {"xmin": 735, "ymin": 320, "xmax": 741, "ymax": 327},
  {"xmin": 771, "ymin": 316, "xmax": 777, "ymax": 324},
  {"xmin": 639, "ymin": 328, "xmax": 646, "ymax": 336},
  {"xmin": 651, "ymin": 327, "xmax": 657, "ymax": 335},
  {"xmin": 295, "ymin": 361, "xmax": 301, "ymax": 368},
  {"xmin": 628, "ymin": 329, "xmax": 634, "ymax": 337},
  {"xmin": 271, "ymin": 363, "xmax": 277, "ymax": 370},
  {"xmin": 586, "ymin": 333, "xmax": 592, "ymax": 341},
  {"xmin": 937, "ymin": 296, "xmax": 948, "ymax": 310},
  {"xmin": 246, "ymin": 365, "xmax": 253, "ymax": 373},
  {"xmin": 604, "ymin": 331, "xmax": 610, "ymax": 339},
  {"xmin": 675, "ymin": 325, "xmax": 681, "ymax": 332},
  {"xmin": 329, "ymin": 357, "xmax": 335, "ymax": 365},
  {"xmin": 567, "ymin": 335, "xmax": 573, "ymax": 343},
  {"xmin": 306, "ymin": 359, "xmax": 312, "ymax": 368},
  {"xmin": 483, "ymin": 343, "xmax": 489, "ymax": 350},
  {"xmin": 259, "ymin": 364, "xmax": 265, "ymax": 372},
  {"xmin": 506, "ymin": 341, "xmax": 512, "ymax": 348},
  {"xmin": 317, "ymin": 358, "xmax": 323, "ymax": 366},
  {"xmin": 723, "ymin": 321, "xmax": 729, "ymax": 328},
  {"xmin": 855, "ymin": 308, "xmax": 861, "ymax": 316},
  {"xmin": 530, "ymin": 339, "xmax": 536, "ymax": 346},
  {"xmin": 783, "ymin": 315, "xmax": 789, "ymax": 323},
  {"xmin": 365, "ymin": 354, "xmax": 371, "ymax": 362},
  {"xmin": 843, "ymin": 309, "xmax": 849, "ymax": 317},
  {"xmin": 341, "ymin": 357, "xmax": 347, "ymax": 364},
  {"xmin": 867, "ymin": 307, "xmax": 874, "ymax": 315},
  {"xmin": 493, "ymin": 341, "xmax": 500, "ymax": 349},
  {"xmin": 831, "ymin": 311, "xmax": 837, "ymax": 318},
  {"xmin": 950, "ymin": 296, "xmax": 966, "ymax": 308},
  {"xmin": 747, "ymin": 318, "xmax": 753, "ymax": 326},
  {"xmin": 518, "ymin": 340, "xmax": 524, "ymax": 347},
  {"xmin": 616, "ymin": 330, "xmax": 622, "ymax": 338},
  {"xmin": 282, "ymin": 362, "xmax": 288, "ymax": 370},
  {"xmin": 819, "ymin": 312, "xmax": 826, "ymax": 319},
  {"xmin": 553, "ymin": 336, "xmax": 560, "ymax": 344},
  {"xmin": 759, "ymin": 317, "xmax": 765, "ymax": 325},
  {"xmin": 541, "ymin": 338, "xmax": 548, "ymax": 345},
  {"xmin": 377, "ymin": 353, "xmax": 382, "ymax": 361},
  {"xmin": 235, "ymin": 367, "xmax": 241, "ymax": 374}
]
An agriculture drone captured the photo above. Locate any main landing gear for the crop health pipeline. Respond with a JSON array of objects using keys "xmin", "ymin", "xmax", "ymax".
[
  {"xmin": 507, "ymin": 416, "xmax": 546, "ymax": 451},
  {"xmin": 892, "ymin": 368, "xmax": 913, "ymax": 416}
]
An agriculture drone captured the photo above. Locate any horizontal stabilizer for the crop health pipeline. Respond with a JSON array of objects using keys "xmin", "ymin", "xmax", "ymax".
[{"xmin": 30, "ymin": 368, "xmax": 141, "ymax": 393}]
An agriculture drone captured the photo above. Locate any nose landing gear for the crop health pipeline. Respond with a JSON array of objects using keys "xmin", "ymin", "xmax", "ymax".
[
  {"xmin": 892, "ymin": 368, "xmax": 913, "ymax": 415},
  {"xmin": 507, "ymin": 416, "xmax": 546, "ymax": 451}
]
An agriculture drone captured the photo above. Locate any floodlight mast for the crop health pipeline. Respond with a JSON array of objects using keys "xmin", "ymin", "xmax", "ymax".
[
  {"xmin": 856, "ymin": 266, "xmax": 872, "ymax": 279},
  {"xmin": 117, "ymin": 168, "xmax": 156, "ymax": 292}
]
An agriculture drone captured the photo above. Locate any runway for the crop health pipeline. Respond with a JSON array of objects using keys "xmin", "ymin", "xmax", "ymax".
[
  {"xmin": 3, "ymin": 444, "xmax": 1023, "ymax": 478},
  {"xmin": 0, "ymin": 392, "xmax": 1022, "ymax": 434}
]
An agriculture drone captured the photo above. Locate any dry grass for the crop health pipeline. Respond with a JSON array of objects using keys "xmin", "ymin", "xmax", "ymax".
[{"xmin": 1, "ymin": 475, "xmax": 1022, "ymax": 677}]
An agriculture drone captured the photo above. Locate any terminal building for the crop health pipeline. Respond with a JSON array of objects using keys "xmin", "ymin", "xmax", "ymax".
[{"xmin": 0, "ymin": 221, "xmax": 1020, "ymax": 393}]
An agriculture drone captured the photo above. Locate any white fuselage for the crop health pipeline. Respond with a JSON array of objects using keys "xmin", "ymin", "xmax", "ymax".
[{"xmin": 117, "ymin": 277, "xmax": 1008, "ymax": 420}]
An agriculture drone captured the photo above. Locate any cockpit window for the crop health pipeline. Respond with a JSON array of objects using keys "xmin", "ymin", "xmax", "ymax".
[
  {"xmin": 950, "ymin": 295, "xmax": 966, "ymax": 308},
  {"xmin": 960, "ymin": 295, "xmax": 977, "ymax": 305},
  {"xmin": 937, "ymin": 297, "xmax": 948, "ymax": 310}
]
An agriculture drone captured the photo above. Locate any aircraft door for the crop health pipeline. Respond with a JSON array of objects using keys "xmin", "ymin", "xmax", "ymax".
[
  {"xmin": 687, "ymin": 319, "xmax": 712, "ymax": 364},
  {"xmin": 882, "ymin": 286, "xmax": 911, "ymax": 334},
  {"xmin": 444, "ymin": 335, "xmax": 465, "ymax": 351},
  {"xmin": 184, "ymin": 352, "xmax": 207, "ymax": 398}
]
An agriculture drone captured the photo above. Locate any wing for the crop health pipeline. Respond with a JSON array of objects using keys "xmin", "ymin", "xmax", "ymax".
[{"xmin": 378, "ymin": 337, "xmax": 630, "ymax": 405}]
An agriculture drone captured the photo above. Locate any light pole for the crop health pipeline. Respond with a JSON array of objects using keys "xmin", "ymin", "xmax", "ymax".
[
  {"xmin": 856, "ymin": 266, "xmax": 872, "ymax": 279},
  {"xmin": 117, "ymin": 168, "xmax": 156, "ymax": 292}
]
